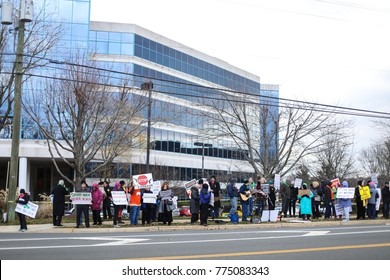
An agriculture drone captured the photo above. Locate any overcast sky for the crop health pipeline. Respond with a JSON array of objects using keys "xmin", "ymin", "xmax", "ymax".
[{"xmin": 91, "ymin": 0, "xmax": 390, "ymax": 150}]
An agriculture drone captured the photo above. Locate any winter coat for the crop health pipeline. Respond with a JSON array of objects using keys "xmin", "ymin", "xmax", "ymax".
[
  {"xmin": 129, "ymin": 186, "xmax": 141, "ymax": 206},
  {"xmin": 16, "ymin": 193, "xmax": 30, "ymax": 205},
  {"xmin": 323, "ymin": 185, "xmax": 333, "ymax": 205},
  {"xmin": 200, "ymin": 186, "xmax": 211, "ymax": 204},
  {"xmin": 368, "ymin": 185, "xmax": 378, "ymax": 205},
  {"xmin": 91, "ymin": 186, "xmax": 103, "ymax": 211},
  {"xmin": 280, "ymin": 183, "xmax": 291, "ymax": 200},
  {"xmin": 227, "ymin": 182, "xmax": 239, "ymax": 198},
  {"xmin": 51, "ymin": 184, "xmax": 68, "ymax": 216},
  {"xmin": 190, "ymin": 186, "xmax": 200, "ymax": 214},
  {"xmin": 141, "ymin": 189, "xmax": 154, "ymax": 209},
  {"xmin": 290, "ymin": 186, "xmax": 298, "ymax": 200},
  {"xmin": 209, "ymin": 181, "xmax": 220, "ymax": 198},
  {"xmin": 339, "ymin": 188, "xmax": 352, "ymax": 208},
  {"xmin": 382, "ymin": 186, "xmax": 390, "ymax": 203},
  {"xmin": 157, "ymin": 189, "xmax": 175, "ymax": 213},
  {"xmin": 103, "ymin": 185, "xmax": 112, "ymax": 206},
  {"xmin": 298, "ymin": 191, "xmax": 314, "ymax": 215}
]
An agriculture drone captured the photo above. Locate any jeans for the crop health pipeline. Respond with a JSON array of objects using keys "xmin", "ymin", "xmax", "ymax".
[
  {"xmin": 248, "ymin": 197, "xmax": 254, "ymax": 216},
  {"xmin": 289, "ymin": 199, "xmax": 296, "ymax": 217},
  {"xmin": 130, "ymin": 206, "xmax": 140, "ymax": 225},
  {"xmin": 241, "ymin": 201, "xmax": 249, "ymax": 221},
  {"xmin": 229, "ymin": 197, "xmax": 238, "ymax": 217},
  {"xmin": 367, "ymin": 203, "xmax": 376, "ymax": 219},
  {"xmin": 343, "ymin": 207, "xmax": 350, "ymax": 220},
  {"xmin": 282, "ymin": 198, "xmax": 290, "ymax": 216},
  {"xmin": 76, "ymin": 205, "xmax": 90, "ymax": 227},
  {"xmin": 256, "ymin": 200, "xmax": 264, "ymax": 216}
]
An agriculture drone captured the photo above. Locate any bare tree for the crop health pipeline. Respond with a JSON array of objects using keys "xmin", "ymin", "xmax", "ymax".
[
  {"xmin": 360, "ymin": 138, "xmax": 390, "ymax": 183},
  {"xmin": 24, "ymin": 52, "xmax": 148, "ymax": 188},
  {"xmin": 313, "ymin": 120, "xmax": 356, "ymax": 180},
  {"xmin": 200, "ymin": 92, "xmax": 345, "ymax": 179},
  {"xmin": 0, "ymin": 9, "xmax": 61, "ymax": 133}
]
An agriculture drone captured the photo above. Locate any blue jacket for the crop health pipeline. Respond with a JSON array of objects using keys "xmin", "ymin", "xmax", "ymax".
[
  {"xmin": 298, "ymin": 191, "xmax": 314, "ymax": 215},
  {"xmin": 227, "ymin": 182, "xmax": 239, "ymax": 198},
  {"xmin": 200, "ymin": 187, "xmax": 211, "ymax": 204}
]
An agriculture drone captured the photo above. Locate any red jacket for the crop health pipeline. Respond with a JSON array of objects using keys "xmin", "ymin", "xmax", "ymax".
[
  {"xmin": 129, "ymin": 187, "xmax": 141, "ymax": 206},
  {"xmin": 91, "ymin": 186, "xmax": 103, "ymax": 210}
]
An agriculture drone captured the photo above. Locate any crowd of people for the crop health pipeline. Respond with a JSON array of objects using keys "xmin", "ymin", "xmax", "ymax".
[{"xmin": 15, "ymin": 175, "xmax": 390, "ymax": 231}]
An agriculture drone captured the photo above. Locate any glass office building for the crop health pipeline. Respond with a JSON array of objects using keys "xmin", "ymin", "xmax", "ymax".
[{"xmin": 0, "ymin": 0, "xmax": 279, "ymax": 197}]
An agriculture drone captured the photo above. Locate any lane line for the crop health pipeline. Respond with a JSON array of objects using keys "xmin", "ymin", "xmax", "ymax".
[{"xmin": 131, "ymin": 242, "xmax": 390, "ymax": 260}]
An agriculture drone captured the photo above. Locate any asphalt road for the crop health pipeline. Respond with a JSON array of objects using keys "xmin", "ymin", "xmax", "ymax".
[{"xmin": 1, "ymin": 224, "xmax": 389, "ymax": 260}]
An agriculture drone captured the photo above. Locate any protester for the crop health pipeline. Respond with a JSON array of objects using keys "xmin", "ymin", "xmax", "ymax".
[
  {"xmin": 15, "ymin": 189, "xmax": 30, "ymax": 232},
  {"xmin": 128, "ymin": 181, "xmax": 141, "ymax": 226},
  {"xmin": 382, "ymin": 182, "xmax": 390, "ymax": 219},
  {"xmin": 209, "ymin": 175, "xmax": 221, "ymax": 219},
  {"xmin": 199, "ymin": 183, "xmax": 211, "ymax": 226},
  {"xmin": 227, "ymin": 179, "xmax": 239, "ymax": 218},
  {"xmin": 141, "ymin": 188, "xmax": 153, "ymax": 225},
  {"xmin": 323, "ymin": 180, "xmax": 334, "ymax": 219},
  {"xmin": 91, "ymin": 183, "xmax": 103, "ymax": 225},
  {"xmin": 112, "ymin": 181, "xmax": 123, "ymax": 228},
  {"xmin": 289, "ymin": 183, "xmax": 298, "ymax": 218},
  {"xmin": 117, "ymin": 180, "xmax": 127, "ymax": 224},
  {"xmin": 248, "ymin": 177, "xmax": 256, "ymax": 218},
  {"xmin": 355, "ymin": 180, "xmax": 366, "ymax": 220},
  {"xmin": 311, "ymin": 181, "xmax": 322, "ymax": 219},
  {"xmin": 157, "ymin": 182, "xmax": 174, "ymax": 225},
  {"xmin": 190, "ymin": 180, "xmax": 201, "ymax": 224},
  {"xmin": 268, "ymin": 184, "xmax": 276, "ymax": 210},
  {"xmin": 102, "ymin": 180, "xmax": 112, "ymax": 220},
  {"xmin": 297, "ymin": 183, "xmax": 314, "ymax": 220},
  {"xmin": 255, "ymin": 180, "xmax": 266, "ymax": 217},
  {"xmin": 74, "ymin": 181, "xmax": 90, "ymax": 228},
  {"xmin": 51, "ymin": 180, "xmax": 68, "ymax": 227},
  {"xmin": 339, "ymin": 181, "xmax": 352, "ymax": 221},
  {"xmin": 239, "ymin": 179, "xmax": 251, "ymax": 222},
  {"xmin": 280, "ymin": 180, "xmax": 291, "ymax": 218},
  {"xmin": 367, "ymin": 181, "xmax": 378, "ymax": 219}
]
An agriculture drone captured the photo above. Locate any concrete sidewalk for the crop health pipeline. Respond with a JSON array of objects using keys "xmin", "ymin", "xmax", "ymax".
[{"xmin": 0, "ymin": 218, "xmax": 388, "ymax": 234}]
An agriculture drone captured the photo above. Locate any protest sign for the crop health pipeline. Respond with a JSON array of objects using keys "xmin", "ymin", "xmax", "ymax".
[
  {"xmin": 298, "ymin": 189, "xmax": 311, "ymax": 197},
  {"xmin": 334, "ymin": 203, "xmax": 344, "ymax": 216},
  {"xmin": 371, "ymin": 174, "xmax": 378, "ymax": 184},
  {"xmin": 274, "ymin": 174, "xmax": 281, "ymax": 190},
  {"xmin": 70, "ymin": 192, "xmax": 92, "ymax": 205},
  {"xmin": 142, "ymin": 193, "xmax": 157, "ymax": 204},
  {"xmin": 15, "ymin": 201, "xmax": 39, "ymax": 219},
  {"xmin": 331, "ymin": 178, "xmax": 340, "ymax": 187},
  {"xmin": 294, "ymin": 178, "xmax": 302, "ymax": 189},
  {"xmin": 133, "ymin": 173, "xmax": 154, "ymax": 189},
  {"xmin": 185, "ymin": 179, "xmax": 197, "ymax": 190},
  {"xmin": 111, "ymin": 191, "xmax": 128, "ymax": 205},
  {"xmin": 261, "ymin": 184, "xmax": 270, "ymax": 195},
  {"xmin": 336, "ymin": 188, "xmax": 355, "ymax": 199},
  {"xmin": 152, "ymin": 181, "xmax": 161, "ymax": 195},
  {"xmin": 359, "ymin": 186, "xmax": 371, "ymax": 200}
]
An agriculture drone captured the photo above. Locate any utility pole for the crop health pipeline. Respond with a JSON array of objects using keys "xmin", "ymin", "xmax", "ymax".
[
  {"xmin": 2, "ymin": 1, "xmax": 33, "ymax": 222},
  {"xmin": 194, "ymin": 142, "xmax": 212, "ymax": 178},
  {"xmin": 141, "ymin": 81, "xmax": 153, "ymax": 173}
]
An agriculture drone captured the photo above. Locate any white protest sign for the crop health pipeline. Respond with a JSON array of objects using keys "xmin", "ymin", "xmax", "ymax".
[
  {"xmin": 142, "ymin": 193, "xmax": 157, "ymax": 204},
  {"xmin": 133, "ymin": 173, "xmax": 154, "ymax": 189},
  {"xmin": 294, "ymin": 178, "xmax": 302, "ymax": 189},
  {"xmin": 334, "ymin": 203, "xmax": 344, "ymax": 216},
  {"xmin": 371, "ymin": 174, "xmax": 378, "ymax": 184},
  {"xmin": 336, "ymin": 188, "xmax": 355, "ymax": 199},
  {"xmin": 70, "ymin": 192, "xmax": 92, "ymax": 205},
  {"xmin": 152, "ymin": 181, "xmax": 161, "ymax": 195},
  {"xmin": 274, "ymin": 174, "xmax": 281, "ymax": 190},
  {"xmin": 261, "ymin": 184, "xmax": 270, "ymax": 195},
  {"xmin": 15, "ymin": 202, "xmax": 39, "ymax": 219},
  {"xmin": 111, "ymin": 191, "xmax": 128, "ymax": 205}
]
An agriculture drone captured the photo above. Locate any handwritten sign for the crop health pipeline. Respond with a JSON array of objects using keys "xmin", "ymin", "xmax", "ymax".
[
  {"xmin": 142, "ymin": 193, "xmax": 157, "ymax": 204},
  {"xmin": 331, "ymin": 178, "xmax": 340, "ymax": 187},
  {"xmin": 152, "ymin": 181, "xmax": 161, "ymax": 195},
  {"xmin": 261, "ymin": 184, "xmax": 270, "ymax": 195},
  {"xmin": 274, "ymin": 174, "xmax": 280, "ymax": 190},
  {"xmin": 359, "ymin": 186, "xmax": 371, "ymax": 200},
  {"xmin": 298, "ymin": 189, "xmax": 311, "ymax": 197},
  {"xmin": 111, "ymin": 191, "xmax": 128, "ymax": 205},
  {"xmin": 294, "ymin": 178, "xmax": 302, "ymax": 189},
  {"xmin": 133, "ymin": 173, "xmax": 154, "ymax": 189},
  {"xmin": 336, "ymin": 188, "xmax": 355, "ymax": 199},
  {"xmin": 371, "ymin": 174, "xmax": 378, "ymax": 184},
  {"xmin": 70, "ymin": 192, "xmax": 92, "ymax": 205},
  {"xmin": 15, "ymin": 202, "xmax": 39, "ymax": 219}
]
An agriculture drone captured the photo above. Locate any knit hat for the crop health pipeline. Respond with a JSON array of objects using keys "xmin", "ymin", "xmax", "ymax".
[
  {"xmin": 342, "ymin": 181, "xmax": 349, "ymax": 188},
  {"xmin": 312, "ymin": 181, "xmax": 319, "ymax": 188},
  {"xmin": 58, "ymin": 180, "xmax": 64, "ymax": 186},
  {"xmin": 20, "ymin": 189, "xmax": 25, "ymax": 194},
  {"xmin": 92, "ymin": 183, "xmax": 99, "ymax": 189},
  {"xmin": 114, "ymin": 182, "xmax": 121, "ymax": 190}
]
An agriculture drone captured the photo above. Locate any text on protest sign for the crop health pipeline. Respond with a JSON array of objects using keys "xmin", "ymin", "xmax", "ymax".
[
  {"xmin": 294, "ymin": 178, "xmax": 302, "ymax": 189},
  {"xmin": 298, "ymin": 189, "xmax": 311, "ymax": 197},
  {"xmin": 371, "ymin": 174, "xmax": 378, "ymax": 184},
  {"xmin": 184, "ymin": 179, "xmax": 197, "ymax": 190},
  {"xmin": 133, "ymin": 173, "xmax": 154, "ymax": 189},
  {"xmin": 142, "ymin": 193, "xmax": 157, "ymax": 204},
  {"xmin": 15, "ymin": 202, "xmax": 39, "ymax": 219},
  {"xmin": 261, "ymin": 184, "xmax": 270, "ymax": 195},
  {"xmin": 70, "ymin": 192, "xmax": 92, "ymax": 205},
  {"xmin": 111, "ymin": 191, "xmax": 128, "ymax": 205},
  {"xmin": 336, "ymin": 188, "xmax": 355, "ymax": 199},
  {"xmin": 331, "ymin": 178, "xmax": 340, "ymax": 187},
  {"xmin": 152, "ymin": 181, "xmax": 161, "ymax": 195},
  {"xmin": 359, "ymin": 186, "xmax": 371, "ymax": 200}
]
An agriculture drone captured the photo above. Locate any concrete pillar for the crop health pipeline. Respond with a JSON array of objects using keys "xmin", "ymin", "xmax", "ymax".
[{"xmin": 18, "ymin": 157, "xmax": 29, "ymax": 193}]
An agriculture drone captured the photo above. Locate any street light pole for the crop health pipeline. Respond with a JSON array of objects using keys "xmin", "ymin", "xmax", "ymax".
[
  {"xmin": 141, "ymin": 81, "xmax": 153, "ymax": 173},
  {"xmin": 3, "ymin": 1, "xmax": 33, "ymax": 222},
  {"xmin": 194, "ymin": 142, "xmax": 212, "ymax": 178}
]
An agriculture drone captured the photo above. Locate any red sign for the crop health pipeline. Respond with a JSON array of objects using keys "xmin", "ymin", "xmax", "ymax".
[{"xmin": 138, "ymin": 175, "xmax": 148, "ymax": 186}]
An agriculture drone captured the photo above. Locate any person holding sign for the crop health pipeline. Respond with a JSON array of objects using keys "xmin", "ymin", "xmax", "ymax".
[
  {"xmin": 297, "ymin": 184, "xmax": 314, "ymax": 220},
  {"xmin": 339, "ymin": 181, "xmax": 352, "ymax": 221},
  {"xmin": 74, "ymin": 181, "xmax": 90, "ymax": 228},
  {"xmin": 382, "ymin": 182, "xmax": 390, "ymax": 219},
  {"xmin": 367, "ymin": 181, "xmax": 379, "ymax": 219},
  {"xmin": 355, "ymin": 180, "xmax": 366, "ymax": 220},
  {"xmin": 128, "ymin": 182, "xmax": 141, "ymax": 226},
  {"xmin": 199, "ymin": 183, "xmax": 212, "ymax": 226},
  {"xmin": 91, "ymin": 183, "xmax": 103, "ymax": 226},
  {"xmin": 141, "ymin": 188, "xmax": 154, "ymax": 225},
  {"xmin": 15, "ymin": 189, "xmax": 30, "ymax": 232},
  {"xmin": 157, "ymin": 182, "xmax": 174, "ymax": 226},
  {"xmin": 51, "ymin": 180, "xmax": 69, "ymax": 227}
]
